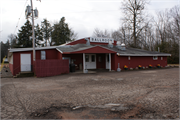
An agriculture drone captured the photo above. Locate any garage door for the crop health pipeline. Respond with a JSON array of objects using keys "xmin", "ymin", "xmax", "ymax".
[{"xmin": 20, "ymin": 54, "xmax": 31, "ymax": 72}]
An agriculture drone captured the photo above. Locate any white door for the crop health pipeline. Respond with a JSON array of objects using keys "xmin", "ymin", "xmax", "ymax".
[
  {"xmin": 85, "ymin": 54, "xmax": 96, "ymax": 69},
  {"xmin": 21, "ymin": 54, "xmax": 31, "ymax": 72},
  {"xmin": 106, "ymin": 54, "xmax": 109, "ymax": 69}
]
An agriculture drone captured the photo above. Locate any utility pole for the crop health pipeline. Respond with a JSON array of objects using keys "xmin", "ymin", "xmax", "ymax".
[
  {"xmin": 25, "ymin": 0, "xmax": 40, "ymax": 61},
  {"xmin": 30, "ymin": 0, "xmax": 35, "ymax": 61}
]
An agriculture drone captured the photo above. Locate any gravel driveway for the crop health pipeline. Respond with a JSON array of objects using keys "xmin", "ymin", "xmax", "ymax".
[{"xmin": 1, "ymin": 68, "xmax": 179, "ymax": 119}]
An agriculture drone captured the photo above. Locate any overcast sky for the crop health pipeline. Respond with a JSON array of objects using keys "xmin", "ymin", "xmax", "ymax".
[{"xmin": 0, "ymin": 0, "xmax": 179, "ymax": 43}]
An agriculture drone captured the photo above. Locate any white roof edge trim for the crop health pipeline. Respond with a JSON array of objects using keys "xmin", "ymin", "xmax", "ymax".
[
  {"xmin": 56, "ymin": 48, "xmax": 63, "ymax": 53},
  {"xmin": 118, "ymin": 54, "xmax": 171, "ymax": 56},
  {"xmin": 8, "ymin": 46, "xmax": 58, "ymax": 52}
]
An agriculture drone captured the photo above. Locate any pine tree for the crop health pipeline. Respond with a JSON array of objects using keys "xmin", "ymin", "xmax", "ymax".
[
  {"xmin": 35, "ymin": 24, "xmax": 43, "ymax": 47},
  {"xmin": 41, "ymin": 18, "xmax": 52, "ymax": 46},
  {"xmin": 17, "ymin": 20, "xmax": 32, "ymax": 48},
  {"xmin": 51, "ymin": 17, "xmax": 71, "ymax": 45}
]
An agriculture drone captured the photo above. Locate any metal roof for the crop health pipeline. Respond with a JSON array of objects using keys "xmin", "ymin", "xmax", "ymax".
[
  {"xmin": 8, "ymin": 46, "xmax": 59, "ymax": 52},
  {"xmin": 100, "ymin": 45, "xmax": 171, "ymax": 56},
  {"xmin": 8, "ymin": 43, "xmax": 171, "ymax": 56}
]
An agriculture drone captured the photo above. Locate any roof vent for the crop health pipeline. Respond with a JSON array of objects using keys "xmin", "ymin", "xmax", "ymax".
[
  {"xmin": 116, "ymin": 41, "xmax": 121, "ymax": 50},
  {"xmin": 85, "ymin": 38, "xmax": 90, "ymax": 46},
  {"xmin": 108, "ymin": 40, "xmax": 113, "ymax": 48},
  {"xmin": 121, "ymin": 43, "xmax": 126, "ymax": 50}
]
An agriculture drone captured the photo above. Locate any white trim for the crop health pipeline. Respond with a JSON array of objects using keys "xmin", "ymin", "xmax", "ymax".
[
  {"xmin": 8, "ymin": 46, "xmax": 59, "ymax": 52},
  {"xmin": 56, "ymin": 48, "xmax": 63, "ymax": 53},
  {"xmin": 117, "ymin": 53, "xmax": 171, "ymax": 56}
]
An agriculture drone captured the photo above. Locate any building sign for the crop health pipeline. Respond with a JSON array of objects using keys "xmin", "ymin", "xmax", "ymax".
[{"xmin": 90, "ymin": 37, "xmax": 114, "ymax": 43}]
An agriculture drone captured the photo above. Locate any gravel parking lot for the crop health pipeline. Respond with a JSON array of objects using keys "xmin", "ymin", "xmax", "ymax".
[{"xmin": 1, "ymin": 68, "xmax": 179, "ymax": 119}]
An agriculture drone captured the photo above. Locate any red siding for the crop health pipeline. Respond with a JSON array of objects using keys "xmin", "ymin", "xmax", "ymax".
[
  {"xmin": 69, "ymin": 46, "xmax": 116, "ymax": 54},
  {"xmin": 11, "ymin": 49, "xmax": 62, "ymax": 76},
  {"xmin": 35, "ymin": 59, "xmax": 69, "ymax": 77},
  {"xmin": 36, "ymin": 49, "xmax": 60, "ymax": 60},
  {"xmin": 67, "ymin": 38, "xmax": 117, "ymax": 45},
  {"xmin": 113, "ymin": 56, "xmax": 168, "ymax": 71}
]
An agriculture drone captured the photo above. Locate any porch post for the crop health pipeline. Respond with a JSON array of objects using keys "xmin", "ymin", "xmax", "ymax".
[
  {"xmin": 83, "ymin": 53, "xmax": 85, "ymax": 73},
  {"xmin": 109, "ymin": 53, "xmax": 111, "ymax": 71}
]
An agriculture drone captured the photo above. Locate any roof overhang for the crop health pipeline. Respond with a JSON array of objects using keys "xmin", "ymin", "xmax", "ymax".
[
  {"xmin": 117, "ymin": 54, "xmax": 171, "ymax": 56},
  {"xmin": 8, "ymin": 46, "xmax": 58, "ymax": 53}
]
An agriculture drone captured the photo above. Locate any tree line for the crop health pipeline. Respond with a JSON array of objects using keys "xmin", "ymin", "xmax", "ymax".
[
  {"xmin": 1, "ymin": 0, "xmax": 179, "ymax": 64},
  {"xmin": 93, "ymin": 0, "xmax": 179, "ymax": 64},
  {"xmin": 1, "ymin": 17, "xmax": 77, "ymax": 62}
]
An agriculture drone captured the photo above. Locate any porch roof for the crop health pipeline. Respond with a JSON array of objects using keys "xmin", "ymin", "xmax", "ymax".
[{"xmin": 56, "ymin": 44, "xmax": 116, "ymax": 54}]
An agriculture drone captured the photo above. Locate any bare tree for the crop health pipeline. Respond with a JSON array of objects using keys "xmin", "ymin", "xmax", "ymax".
[
  {"xmin": 7, "ymin": 34, "xmax": 18, "ymax": 48},
  {"xmin": 69, "ymin": 28, "xmax": 78, "ymax": 41},
  {"xmin": 93, "ymin": 28, "xmax": 110, "ymax": 38},
  {"xmin": 121, "ymin": 0, "xmax": 149, "ymax": 48}
]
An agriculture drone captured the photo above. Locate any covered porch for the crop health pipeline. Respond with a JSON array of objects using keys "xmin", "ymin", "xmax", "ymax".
[{"xmin": 59, "ymin": 45, "xmax": 116, "ymax": 73}]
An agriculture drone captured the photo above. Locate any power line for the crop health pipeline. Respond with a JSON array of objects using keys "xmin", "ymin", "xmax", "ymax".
[{"xmin": 13, "ymin": 0, "xmax": 28, "ymax": 34}]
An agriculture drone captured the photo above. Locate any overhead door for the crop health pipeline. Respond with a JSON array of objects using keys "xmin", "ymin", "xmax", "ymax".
[{"xmin": 20, "ymin": 54, "xmax": 31, "ymax": 72}]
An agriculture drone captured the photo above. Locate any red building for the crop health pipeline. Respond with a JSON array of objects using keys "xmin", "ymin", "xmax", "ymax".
[{"xmin": 8, "ymin": 37, "xmax": 171, "ymax": 77}]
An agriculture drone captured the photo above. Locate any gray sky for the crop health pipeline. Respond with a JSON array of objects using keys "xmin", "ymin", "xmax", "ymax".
[{"xmin": 0, "ymin": 0, "xmax": 179, "ymax": 43}]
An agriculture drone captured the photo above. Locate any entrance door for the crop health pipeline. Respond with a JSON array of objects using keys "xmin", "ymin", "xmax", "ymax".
[
  {"xmin": 97, "ymin": 54, "xmax": 105, "ymax": 69},
  {"xmin": 85, "ymin": 54, "xmax": 96, "ymax": 69},
  {"xmin": 20, "ymin": 54, "xmax": 31, "ymax": 72}
]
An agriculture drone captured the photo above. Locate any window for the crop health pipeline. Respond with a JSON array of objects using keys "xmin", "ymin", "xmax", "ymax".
[
  {"xmin": 153, "ymin": 56, "xmax": 158, "ymax": 60},
  {"xmin": 85, "ymin": 55, "xmax": 89, "ymax": 62},
  {"xmin": 128, "ymin": 56, "xmax": 131, "ymax": 60},
  {"xmin": 161, "ymin": 57, "xmax": 163, "ymax": 60},
  {"xmin": 41, "ymin": 51, "xmax": 46, "ymax": 60},
  {"xmin": 91, "ymin": 55, "xmax": 95, "ymax": 62}
]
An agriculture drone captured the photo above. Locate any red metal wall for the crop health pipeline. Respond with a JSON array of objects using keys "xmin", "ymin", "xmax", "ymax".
[
  {"xmin": 112, "ymin": 56, "xmax": 167, "ymax": 71},
  {"xmin": 11, "ymin": 49, "xmax": 62, "ymax": 76},
  {"xmin": 67, "ymin": 38, "xmax": 117, "ymax": 46},
  {"xmin": 36, "ymin": 49, "xmax": 59, "ymax": 59},
  {"xmin": 35, "ymin": 59, "xmax": 69, "ymax": 77}
]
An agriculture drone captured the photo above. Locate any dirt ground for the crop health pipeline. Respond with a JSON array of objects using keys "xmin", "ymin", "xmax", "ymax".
[{"xmin": 1, "ymin": 67, "xmax": 179, "ymax": 119}]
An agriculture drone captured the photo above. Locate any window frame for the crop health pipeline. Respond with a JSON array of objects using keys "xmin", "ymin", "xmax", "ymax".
[
  {"xmin": 41, "ymin": 51, "xmax": 46, "ymax": 60},
  {"xmin": 153, "ymin": 56, "xmax": 158, "ymax": 60},
  {"xmin": 85, "ymin": 55, "xmax": 89, "ymax": 62}
]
